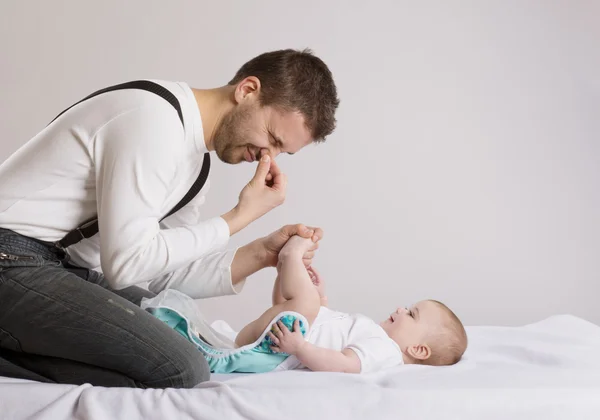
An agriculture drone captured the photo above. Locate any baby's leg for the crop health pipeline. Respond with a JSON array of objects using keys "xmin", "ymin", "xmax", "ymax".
[
  {"xmin": 235, "ymin": 236, "xmax": 321, "ymax": 347},
  {"xmin": 272, "ymin": 271, "xmax": 285, "ymax": 306},
  {"xmin": 272, "ymin": 266, "xmax": 325, "ymax": 306}
]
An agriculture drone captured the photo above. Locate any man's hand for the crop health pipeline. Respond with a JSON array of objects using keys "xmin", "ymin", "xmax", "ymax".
[
  {"xmin": 230, "ymin": 224, "xmax": 323, "ymax": 287},
  {"xmin": 259, "ymin": 224, "xmax": 323, "ymax": 268},
  {"xmin": 222, "ymin": 154, "xmax": 287, "ymax": 235},
  {"xmin": 268, "ymin": 320, "xmax": 305, "ymax": 355}
]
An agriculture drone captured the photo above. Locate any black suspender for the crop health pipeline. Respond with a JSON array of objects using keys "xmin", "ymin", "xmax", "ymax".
[{"xmin": 54, "ymin": 80, "xmax": 211, "ymax": 249}]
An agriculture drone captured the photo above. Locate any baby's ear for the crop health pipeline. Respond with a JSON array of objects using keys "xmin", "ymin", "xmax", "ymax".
[{"xmin": 407, "ymin": 344, "xmax": 431, "ymax": 361}]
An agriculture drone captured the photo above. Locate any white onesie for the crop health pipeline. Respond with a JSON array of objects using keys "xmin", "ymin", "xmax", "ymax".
[{"xmin": 274, "ymin": 306, "xmax": 405, "ymax": 373}]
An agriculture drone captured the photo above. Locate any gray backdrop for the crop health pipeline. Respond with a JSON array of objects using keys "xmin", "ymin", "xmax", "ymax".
[{"xmin": 1, "ymin": 0, "xmax": 598, "ymax": 329}]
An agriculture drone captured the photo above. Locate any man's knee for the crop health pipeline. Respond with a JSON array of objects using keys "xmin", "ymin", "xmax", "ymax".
[
  {"xmin": 178, "ymin": 351, "xmax": 210, "ymax": 388},
  {"xmin": 157, "ymin": 346, "xmax": 210, "ymax": 389}
]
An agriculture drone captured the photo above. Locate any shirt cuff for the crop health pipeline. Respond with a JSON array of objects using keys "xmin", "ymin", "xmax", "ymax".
[
  {"xmin": 211, "ymin": 216, "xmax": 231, "ymax": 250},
  {"xmin": 217, "ymin": 248, "xmax": 246, "ymax": 296}
]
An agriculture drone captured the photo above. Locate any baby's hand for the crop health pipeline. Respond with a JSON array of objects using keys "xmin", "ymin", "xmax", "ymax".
[
  {"xmin": 307, "ymin": 266, "xmax": 324, "ymax": 292},
  {"xmin": 307, "ymin": 266, "xmax": 328, "ymax": 305},
  {"xmin": 268, "ymin": 319, "xmax": 305, "ymax": 355}
]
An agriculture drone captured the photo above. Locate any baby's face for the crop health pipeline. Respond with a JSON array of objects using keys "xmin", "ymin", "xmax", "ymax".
[{"xmin": 380, "ymin": 300, "xmax": 446, "ymax": 350}]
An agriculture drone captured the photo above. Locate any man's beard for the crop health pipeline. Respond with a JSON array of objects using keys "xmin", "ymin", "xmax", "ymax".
[{"xmin": 213, "ymin": 104, "xmax": 253, "ymax": 164}]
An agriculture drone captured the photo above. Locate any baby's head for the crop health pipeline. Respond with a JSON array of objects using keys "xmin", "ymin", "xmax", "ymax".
[{"xmin": 380, "ymin": 300, "xmax": 467, "ymax": 366}]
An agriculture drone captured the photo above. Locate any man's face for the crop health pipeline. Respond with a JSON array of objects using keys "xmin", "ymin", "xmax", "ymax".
[{"xmin": 212, "ymin": 101, "xmax": 313, "ymax": 164}]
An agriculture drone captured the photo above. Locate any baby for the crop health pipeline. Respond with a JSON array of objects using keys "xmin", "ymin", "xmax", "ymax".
[{"xmin": 234, "ymin": 235, "xmax": 468, "ymax": 373}]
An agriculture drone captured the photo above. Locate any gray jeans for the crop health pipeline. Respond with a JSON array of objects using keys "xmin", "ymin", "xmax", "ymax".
[{"xmin": 0, "ymin": 228, "xmax": 209, "ymax": 388}]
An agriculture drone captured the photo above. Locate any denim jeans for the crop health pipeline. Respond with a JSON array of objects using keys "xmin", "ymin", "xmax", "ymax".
[{"xmin": 0, "ymin": 228, "xmax": 209, "ymax": 388}]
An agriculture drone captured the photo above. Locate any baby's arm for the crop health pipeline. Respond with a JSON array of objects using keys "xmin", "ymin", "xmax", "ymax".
[
  {"xmin": 295, "ymin": 343, "xmax": 360, "ymax": 373},
  {"xmin": 269, "ymin": 320, "xmax": 361, "ymax": 373}
]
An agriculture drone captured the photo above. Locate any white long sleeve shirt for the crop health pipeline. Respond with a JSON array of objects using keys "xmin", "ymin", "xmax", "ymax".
[{"xmin": 0, "ymin": 80, "xmax": 244, "ymax": 298}]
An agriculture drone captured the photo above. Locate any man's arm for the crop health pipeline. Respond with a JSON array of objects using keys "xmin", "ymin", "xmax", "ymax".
[
  {"xmin": 147, "ymin": 224, "xmax": 322, "ymax": 299},
  {"xmin": 230, "ymin": 240, "xmax": 269, "ymax": 287},
  {"xmin": 96, "ymin": 103, "xmax": 232, "ymax": 290},
  {"xmin": 231, "ymin": 224, "xmax": 323, "ymax": 286}
]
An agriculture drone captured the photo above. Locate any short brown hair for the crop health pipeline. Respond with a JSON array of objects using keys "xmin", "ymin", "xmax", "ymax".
[
  {"xmin": 423, "ymin": 300, "xmax": 468, "ymax": 366},
  {"xmin": 229, "ymin": 49, "xmax": 340, "ymax": 142}
]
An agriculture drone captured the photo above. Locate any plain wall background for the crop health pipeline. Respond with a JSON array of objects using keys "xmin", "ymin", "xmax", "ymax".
[{"xmin": 1, "ymin": 1, "xmax": 598, "ymax": 329}]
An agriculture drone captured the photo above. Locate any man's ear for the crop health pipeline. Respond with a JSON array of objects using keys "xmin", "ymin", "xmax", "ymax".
[
  {"xmin": 234, "ymin": 76, "xmax": 261, "ymax": 104},
  {"xmin": 407, "ymin": 344, "xmax": 431, "ymax": 361}
]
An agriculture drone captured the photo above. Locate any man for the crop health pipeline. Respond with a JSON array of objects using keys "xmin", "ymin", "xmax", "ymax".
[{"xmin": 0, "ymin": 49, "xmax": 339, "ymax": 388}]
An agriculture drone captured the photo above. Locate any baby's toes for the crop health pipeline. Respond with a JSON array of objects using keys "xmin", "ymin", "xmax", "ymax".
[{"xmin": 282, "ymin": 235, "xmax": 314, "ymax": 254}]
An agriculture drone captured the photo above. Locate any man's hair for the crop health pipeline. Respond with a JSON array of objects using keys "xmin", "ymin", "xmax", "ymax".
[
  {"xmin": 422, "ymin": 300, "xmax": 468, "ymax": 366},
  {"xmin": 229, "ymin": 48, "xmax": 340, "ymax": 142}
]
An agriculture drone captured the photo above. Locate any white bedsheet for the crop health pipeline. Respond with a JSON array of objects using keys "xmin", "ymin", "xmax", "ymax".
[{"xmin": 1, "ymin": 314, "xmax": 600, "ymax": 420}]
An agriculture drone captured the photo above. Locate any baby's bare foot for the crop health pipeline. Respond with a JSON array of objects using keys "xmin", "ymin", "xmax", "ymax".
[{"xmin": 279, "ymin": 235, "xmax": 314, "ymax": 261}]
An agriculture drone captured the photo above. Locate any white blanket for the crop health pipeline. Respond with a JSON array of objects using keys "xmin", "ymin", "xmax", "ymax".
[{"xmin": 1, "ymin": 314, "xmax": 599, "ymax": 420}]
